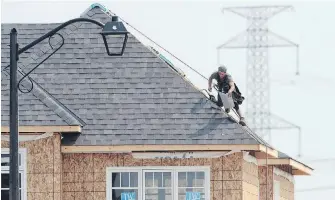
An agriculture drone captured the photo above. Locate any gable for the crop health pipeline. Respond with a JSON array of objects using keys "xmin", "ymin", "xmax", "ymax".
[{"xmin": 1, "ymin": 5, "xmax": 267, "ymax": 146}]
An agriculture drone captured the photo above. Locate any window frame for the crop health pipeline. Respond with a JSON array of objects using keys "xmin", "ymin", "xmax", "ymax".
[
  {"xmin": 175, "ymin": 170, "xmax": 207, "ymax": 200},
  {"xmin": 1, "ymin": 148, "xmax": 27, "ymax": 200},
  {"xmin": 106, "ymin": 168, "xmax": 143, "ymax": 200},
  {"xmin": 143, "ymin": 170, "xmax": 174, "ymax": 200},
  {"xmin": 106, "ymin": 166, "xmax": 210, "ymax": 200}
]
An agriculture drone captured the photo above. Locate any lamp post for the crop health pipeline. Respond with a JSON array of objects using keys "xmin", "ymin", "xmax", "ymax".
[{"xmin": 8, "ymin": 16, "xmax": 128, "ymax": 200}]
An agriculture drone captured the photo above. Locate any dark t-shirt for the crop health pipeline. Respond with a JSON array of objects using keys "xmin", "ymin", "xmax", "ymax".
[{"xmin": 209, "ymin": 72, "xmax": 234, "ymax": 92}]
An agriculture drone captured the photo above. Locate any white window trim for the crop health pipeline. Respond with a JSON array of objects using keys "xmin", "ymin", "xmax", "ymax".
[
  {"xmin": 143, "ymin": 169, "xmax": 174, "ymax": 200},
  {"xmin": 106, "ymin": 166, "xmax": 210, "ymax": 200},
  {"xmin": 273, "ymin": 180, "xmax": 280, "ymax": 200},
  {"xmin": 106, "ymin": 168, "xmax": 142, "ymax": 200},
  {"xmin": 1, "ymin": 148, "xmax": 27, "ymax": 200}
]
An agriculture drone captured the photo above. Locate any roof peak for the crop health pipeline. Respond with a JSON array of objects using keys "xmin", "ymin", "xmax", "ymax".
[
  {"xmin": 1, "ymin": 4, "xmax": 270, "ymax": 147},
  {"xmin": 81, "ymin": 3, "xmax": 115, "ymax": 22}
]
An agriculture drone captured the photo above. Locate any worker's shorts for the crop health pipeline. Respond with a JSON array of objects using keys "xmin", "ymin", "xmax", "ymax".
[{"xmin": 217, "ymin": 93, "xmax": 239, "ymax": 111}]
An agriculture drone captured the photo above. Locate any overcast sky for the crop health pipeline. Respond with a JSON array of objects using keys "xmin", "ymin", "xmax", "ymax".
[{"xmin": 1, "ymin": 0, "xmax": 335, "ymax": 199}]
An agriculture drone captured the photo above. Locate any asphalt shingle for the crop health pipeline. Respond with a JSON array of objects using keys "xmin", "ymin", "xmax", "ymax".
[{"xmin": 1, "ymin": 5, "xmax": 269, "ymax": 146}]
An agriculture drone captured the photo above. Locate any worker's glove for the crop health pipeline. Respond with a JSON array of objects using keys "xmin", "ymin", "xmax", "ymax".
[{"xmin": 208, "ymin": 87, "xmax": 212, "ymax": 92}]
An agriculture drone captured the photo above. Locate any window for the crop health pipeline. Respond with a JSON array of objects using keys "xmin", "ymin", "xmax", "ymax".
[
  {"xmin": 108, "ymin": 169, "xmax": 141, "ymax": 200},
  {"xmin": 107, "ymin": 167, "xmax": 210, "ymax": 200},
  {"xmin": 1, "ymin": 148, "xmax": 27, "ymax": 200},
  {"xmin": 144, "ymin": 171, "xmax": 172, "ymax": 200},
  {"xmin": 177, "ymin": 172, "xmax": 205, "ymax": 200}
]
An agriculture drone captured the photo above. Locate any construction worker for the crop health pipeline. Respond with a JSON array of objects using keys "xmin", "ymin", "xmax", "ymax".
[{"xmin": 208, "ymin": 65, "xmax": 246, "ymax": 126}]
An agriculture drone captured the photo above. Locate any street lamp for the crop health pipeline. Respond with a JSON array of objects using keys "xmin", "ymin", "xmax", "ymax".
[
  {"xmin": 8, "ymin": 17, "xmax": 128, "ymax": 200},
  {"xmin": 101, "ymin": 16, "xmax": 129, "ymax": 56}
]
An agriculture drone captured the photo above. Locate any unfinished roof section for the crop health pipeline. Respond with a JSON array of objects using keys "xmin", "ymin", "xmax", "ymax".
[
  {"xmin": 1, "ymin": 4, "xmax": 269, "ymax": 146},
  {"xmin": 258, "ymin": 151, "xmax": 313, "ymax": 175}
]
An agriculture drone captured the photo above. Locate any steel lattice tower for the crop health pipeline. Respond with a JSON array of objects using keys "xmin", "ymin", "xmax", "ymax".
[{"xmin": 217, "ymin": 5, "xmax": 301, "ymax": 148}]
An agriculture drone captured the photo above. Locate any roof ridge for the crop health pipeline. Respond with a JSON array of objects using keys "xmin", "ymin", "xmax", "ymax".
[
  {"xmin": 145, "ymin": 41, "xmax": 270, "ymax": 146},
  {"xmin": 78, "ymin": 4, "xmax": 232, "ymax": 111},
  {"xmin": 80, "ymin": 3, "xmax": 115, "ymax": 18},
  {"xmin": 2, "ymin": 4, "xmax": 272, "ymax": 146},
  {"xmin": 241, "ymin": 125, "xmax": 273, "ymax": 147},
  {"xmin": 14, "ymin": 68, "xmax": 86, "ymax": 126},
  {"xmin": 77, "ymin": 4, "xmax": 272, "ymax": 146},
  {"xmin": 29, "ymin": 78, "xmax": 86, "ymax": 126}
]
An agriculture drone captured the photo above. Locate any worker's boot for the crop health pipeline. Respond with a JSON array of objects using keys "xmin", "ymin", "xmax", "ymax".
[{"xmin": 239, "ymin": 117, "xmax": 246, "ymax": 126}]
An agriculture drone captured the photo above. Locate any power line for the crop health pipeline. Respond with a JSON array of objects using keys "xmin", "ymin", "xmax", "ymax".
[
  {"xmin": 303, "ymin": 158, "xmax": 335, "ymax": 163},
  {"xmin": 217, "ymin": 5, "xmax": 301, "ymax": 142},
  {"xmin": 296, "ymin": 186, "xmax": 335, "ymax": 192},
  {"xmin": 104, "ymin": 10, "xmax": 209, "ymax": 82}
]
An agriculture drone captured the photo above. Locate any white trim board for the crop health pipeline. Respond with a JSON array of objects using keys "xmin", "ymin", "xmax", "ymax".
[
  {"xmin": 131, "ymin": 151, "xmax": 229, "ymax": 159},
  {"xmin": 274, "ymin": 167, "xmax": 295, "ymax": 183},
  {"xmin": 1, "ymin": 148, "xmax": 27, "ymax": 200}
]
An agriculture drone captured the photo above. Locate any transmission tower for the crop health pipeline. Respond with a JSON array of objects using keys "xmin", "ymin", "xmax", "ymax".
[{"xmin": 217, "ymin": 5, "xmax": 301, "ymax": 154}]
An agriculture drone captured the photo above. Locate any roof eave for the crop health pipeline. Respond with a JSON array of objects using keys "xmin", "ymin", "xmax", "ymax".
[
  {"xmin": 1, "ymin": 125, "xmax": 82, "ymax": 133},
  {"xmin": 258, "ymin": 158, "xmax": 313, "ymax": 176},
  {"xmin": 61, "ymin": 144, "xmax": 277, "ymax": 156}
]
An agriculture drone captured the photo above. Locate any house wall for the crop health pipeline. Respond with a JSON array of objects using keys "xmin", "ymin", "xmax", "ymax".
[
  {"xmin": 62, "ymin": 152, "xmax": 245, "ymax": 200},
  {"xmin": 61, "ymin": 151, "xmax": 296, "ymax": 200},
  {"xmin": 259, "ymin": 166, "xmax": 274, "ymax": 200},
  {"xmin": 1, "ymin": 133, "xmax": 62, "ymax": 200},
  {"xmin": 242, "ymin": 153, "xmax": 259, "ymax": 200},
  {"xmin": 258, "ymin": 166, "xmax": 295, "ymax": 200},
  {"xmin": 0, "ymin": 138, "xmax": 296, "ymax": 200},
  {"xmin": 273, "ymin": 167, "xmax": 295, "ymax": 200},
  {"xmin": 212, "ymin": 152, "xmax": 243, "ymax": 200}
]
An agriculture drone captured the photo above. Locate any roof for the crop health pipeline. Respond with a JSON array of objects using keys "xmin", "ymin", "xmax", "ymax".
[
  {"xmin": 278, "ymin": 151, "xmax": 314, "ymax": 170},
  {"xmin": 256, "ymin": 150, "xmax": 313, "ymax": 175},
  {"xmin": 1, "ymin": 4, "xmax": 270, "ymax": 146}
]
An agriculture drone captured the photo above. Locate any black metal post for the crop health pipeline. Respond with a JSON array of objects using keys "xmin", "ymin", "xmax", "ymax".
[{"xmin": 9, "ymin": 28, "xmax": 20, "ymax": 200}]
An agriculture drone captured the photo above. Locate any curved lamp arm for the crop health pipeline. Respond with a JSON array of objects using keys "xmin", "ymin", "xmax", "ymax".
[
  {"xmin": 14, "ymin": 17, "xmax": 111, "ymax": 93},
  {"xmin": 18, "ymin": 17, "xmax": 104, "ymax": 55},
  {"xmin": 18, "ymin": 33, "xmax": 65, "ymax": 93}
]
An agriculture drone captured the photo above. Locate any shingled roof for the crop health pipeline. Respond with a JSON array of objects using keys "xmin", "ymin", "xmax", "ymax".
[{"xmin": 1, "ymin": 4, "xmax": 269, "ymax": 146}]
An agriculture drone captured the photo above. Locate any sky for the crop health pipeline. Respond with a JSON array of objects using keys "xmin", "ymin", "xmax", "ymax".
[{"xmin": 1, "ymin": 0, "xmax": 335, "ymax": 199}]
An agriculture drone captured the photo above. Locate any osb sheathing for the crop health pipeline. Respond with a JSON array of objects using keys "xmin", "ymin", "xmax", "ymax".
[
  {"xmin": 274, "ymin": 172, "xmax": 294, "ymax": 200},
  {"xmin": 242, "ymin": 159, "xmax": 259, "ymax": 200},
  {"xmin": 259, "ymin": 166, "xmax": 274, "ymax": 200},
  {"xmin": 1, "ymin": 134, "xmax": 61, "ymax": 200},
  {"xmin": 276, "ymin": 165, "xmax": 293, "ymax": 175},
  {"xmin": 62, "ymin": 152, "xmax": 245, "ymax": 200}
]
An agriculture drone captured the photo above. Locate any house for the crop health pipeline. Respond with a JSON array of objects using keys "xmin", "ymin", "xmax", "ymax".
[{"xmin": 1, "ymin": 3, "xmax": 312, "ymax": 200}]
